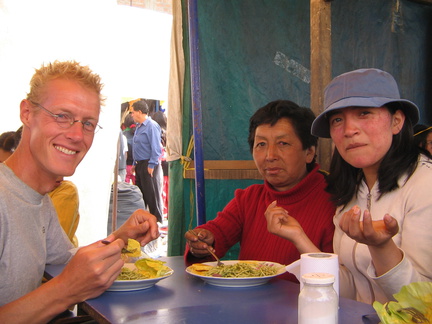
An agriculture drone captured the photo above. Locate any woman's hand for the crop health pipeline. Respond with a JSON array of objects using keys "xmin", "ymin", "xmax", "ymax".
[
  {"xmin": 339, "ymin": 205, "xmax": 403, "ymax": 276},
  {"xmin": 265, "ymin": 201, "xmax": 303, "ymax": 238},
  {"xmin": 185, "ymin": 228, "xmax": 215, "ymax": 258},
  {"xmin": 265, "ymin": 201, "xmax": 319, "ymax": 253},
  {"xmin": 339, "ymin": 205, "xmax": 399, "ymax": 247}
]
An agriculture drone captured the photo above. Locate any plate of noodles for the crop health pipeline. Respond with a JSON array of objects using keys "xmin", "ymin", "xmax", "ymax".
[
  {"xmin": 186, "ymin": 260, "xmax": 286, "ymax": 287},
  {"xmin": 107, "ymin": 259, "xmax": 174, "ymax": 292}
]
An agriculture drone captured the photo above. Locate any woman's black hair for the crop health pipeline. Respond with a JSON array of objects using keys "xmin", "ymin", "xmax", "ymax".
[
  {"xmin": 326, "ymin": 102, "xmax": 420, "ymax": 207},
  {"xmin": 248, "ymin": 100, "xmax": 318, "ymax": 172}
]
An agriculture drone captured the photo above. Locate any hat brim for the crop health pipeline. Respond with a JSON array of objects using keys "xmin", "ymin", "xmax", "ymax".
[{"xmin": 311, "ymin": 97, "xmax": 420, "ymax": 138}]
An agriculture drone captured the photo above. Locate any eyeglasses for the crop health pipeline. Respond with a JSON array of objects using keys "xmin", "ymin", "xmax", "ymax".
[{"xmin": 31, "ymin": 101, "xmax": 102, "ymax": 134}]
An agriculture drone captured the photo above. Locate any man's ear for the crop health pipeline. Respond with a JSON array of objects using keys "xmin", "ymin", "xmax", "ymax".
[{"xmin": 20, "ymin": 100, "xmax": 32, "ymax": 127}]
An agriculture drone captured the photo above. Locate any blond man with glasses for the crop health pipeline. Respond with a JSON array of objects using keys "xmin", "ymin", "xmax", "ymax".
[{"xmin": 0, "ymin": 61, "xmax": 159, "ymax": 323}]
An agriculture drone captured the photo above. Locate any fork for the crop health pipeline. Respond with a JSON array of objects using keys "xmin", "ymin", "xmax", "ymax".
[
  {"xmin": 101, "ymin": 240, "xmax": 132, "ymax": 254},
  {"xmin": 189, "ymin": 230, "xmax": 224, "ymax": 266}
]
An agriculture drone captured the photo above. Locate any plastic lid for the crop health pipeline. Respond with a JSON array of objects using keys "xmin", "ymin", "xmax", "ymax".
[{"xmin": 302, "ymin": 273, "xmax": 335, "ymax": 285}]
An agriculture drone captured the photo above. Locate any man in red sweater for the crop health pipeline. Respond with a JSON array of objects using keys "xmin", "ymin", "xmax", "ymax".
[{"xmin": 184, "ymin": 100, "xmax": 335, "ymax": 282}]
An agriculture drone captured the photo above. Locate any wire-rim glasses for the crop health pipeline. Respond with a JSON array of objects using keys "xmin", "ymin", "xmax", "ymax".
[{"xmin": 30, "ymin": 101, "xmax": 102, "ymax": 134}]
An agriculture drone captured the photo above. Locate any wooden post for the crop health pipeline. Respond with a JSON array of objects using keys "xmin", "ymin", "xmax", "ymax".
[{"xmin": 310, "ymin": 0, "xmax": 333, "ymax": 171}]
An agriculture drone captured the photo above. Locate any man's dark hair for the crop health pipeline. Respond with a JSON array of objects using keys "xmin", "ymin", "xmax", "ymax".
[{"xmin": 132, "ymin": 100, "xmax": 149, "ymax": 114}]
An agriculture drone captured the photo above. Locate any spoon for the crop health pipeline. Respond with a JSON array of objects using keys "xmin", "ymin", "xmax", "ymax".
[{"xmin": 189, "ymin": 230, "xmax": 224, "ymax": 266}]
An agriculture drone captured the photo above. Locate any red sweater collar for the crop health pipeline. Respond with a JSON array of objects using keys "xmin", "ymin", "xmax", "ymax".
[{"xmin": 263, "ymin": 163, "xmax": 326, "ymax": 205}]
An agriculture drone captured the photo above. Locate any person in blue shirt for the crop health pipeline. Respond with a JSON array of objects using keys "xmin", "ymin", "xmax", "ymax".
[{"xmin": 131, "ymin": 100, "xmax": 163, "ymax": 223}]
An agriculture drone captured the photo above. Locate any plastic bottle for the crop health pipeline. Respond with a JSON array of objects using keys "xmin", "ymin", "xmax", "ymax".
[{"xmin": 298, "ymin": 272, "xmax": 338, "ymax": 324}]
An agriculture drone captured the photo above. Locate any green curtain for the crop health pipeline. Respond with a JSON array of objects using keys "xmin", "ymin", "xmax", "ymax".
[{"xmin": 167, "ymin": 0, "xmax": 432, "ymax": 257}]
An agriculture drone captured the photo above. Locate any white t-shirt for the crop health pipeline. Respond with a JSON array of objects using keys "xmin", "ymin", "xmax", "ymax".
[{"xmin": 0, "ymin": 164, "xmax": 74, "ymax": 306}]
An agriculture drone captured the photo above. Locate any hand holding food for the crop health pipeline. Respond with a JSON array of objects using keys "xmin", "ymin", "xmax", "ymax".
[
  {"xmin": 339, "ymin": 205, "xmax": 399, "ymax": 247},
  {"xmin": 111, "ymin": 209, "xmax": 159, "ymax": 246}
]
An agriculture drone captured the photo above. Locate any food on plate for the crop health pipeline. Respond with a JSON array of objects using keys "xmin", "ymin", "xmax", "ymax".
[
  {"xmin": 373, "ymin": 281, "xmax": 432, "ymax": 324},
  {"xmin": 135, "ymin": 258, "xmax": 170, "ymax": 278},
  {"xmin": 189, "ymin": 261, "xmax": 279, "ymax": 278},
  {"xmin": 117, "ymin": 258, "xmax": 171, "ymax": 281},
  {"xmin": 188, "ymin": 263, "xmax": 214, "ymax": 275}
]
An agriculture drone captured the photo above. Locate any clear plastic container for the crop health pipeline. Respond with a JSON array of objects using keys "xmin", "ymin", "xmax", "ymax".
[{"xmin": 298, "ymin": 273, "xmax": 338, "ymax": 324}]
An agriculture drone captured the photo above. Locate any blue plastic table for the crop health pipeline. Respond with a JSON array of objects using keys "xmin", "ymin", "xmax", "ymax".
[{"xmin": 45, "ymin": 256, "xmax": 379, "ymax": 324}]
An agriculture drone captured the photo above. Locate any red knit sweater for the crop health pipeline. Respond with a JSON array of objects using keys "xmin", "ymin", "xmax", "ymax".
[{"xmin": 185, "ymin": 164, "xmax": 336, "ymax": 282}]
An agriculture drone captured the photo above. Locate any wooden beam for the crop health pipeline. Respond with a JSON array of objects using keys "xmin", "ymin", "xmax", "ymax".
[
  {"xmin": 310, "ymin": 0, "xmax": 333, "ymax": 172},
  {"xmin": 184, "ymin": 160, "xmax": 262, "ymax": 180}
]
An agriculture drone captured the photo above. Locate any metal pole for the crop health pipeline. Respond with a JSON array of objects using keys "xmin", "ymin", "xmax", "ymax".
[
  {"xmin": 111, "ymin": 133, "xmax": 120, "ymax": 232},
  {"xmin": 187, "ymin": 0, "xmax": 206, "ymax": 225}
]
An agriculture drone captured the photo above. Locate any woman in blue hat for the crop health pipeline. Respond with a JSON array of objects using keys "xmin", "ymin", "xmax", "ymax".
[{"xmin": 311, "ymin": 68, "xmax": 432, "ymax": 304}]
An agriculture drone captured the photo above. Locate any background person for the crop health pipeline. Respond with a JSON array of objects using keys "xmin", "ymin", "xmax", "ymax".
[
  {"xmin": 311, "ymin": 68, "xmax": 432, "ymax": 304},
  {"xmin": 131, "ymin": 100, "xmax": 163, "ymax": 223},
  {"xmin": 0, "ymin": 131, "xmax": 17, "ymax": 162},
  {"xmin": 151, "ymin": 110, "xmax": 168, "ymax": 217},
  {"xmin": 184, "ymin": 100, "xmax": 335, "ymax": 282},
  {"xmin": 107, "ymin": 180, "xmax": 146, "ymax": 235},
  {"xmin": 0, "ymin": 60, "xmax": 159, "ymax": 323},
  {"xmin": 413, "ymin": 123, "xmax": 432, "ymax": 157},
  {"xmin": 48, "ymin": 177, "xmax": 81, "ymax": 247},
  {"xmin": 122, "ymin": 113, "xmax": 136, "ymax": 184},
  {"xmin": 117, "ymin": 129, "xmax": 128, "ymax": 182}
]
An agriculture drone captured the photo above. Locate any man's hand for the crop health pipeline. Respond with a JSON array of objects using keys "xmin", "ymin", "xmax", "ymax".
[
  {"xmin": 0, "ymin": 240, "xmax": 125, "ymax": 324},
  {"xmin": 110, "ymin": 209, "xmax": 160, "ymax": 246},
  {"xmin": 55, "ymin": 239, "xmax": 125, "ymax": 302},
  {"xmin": 147, "ymin": 167, "xmax": 154, "ymax": 177}
]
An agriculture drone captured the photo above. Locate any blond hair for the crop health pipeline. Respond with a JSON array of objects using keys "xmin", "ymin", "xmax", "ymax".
[{"xmin": 26, "ymin": 60, "xmax": 105, "ymax": 105}]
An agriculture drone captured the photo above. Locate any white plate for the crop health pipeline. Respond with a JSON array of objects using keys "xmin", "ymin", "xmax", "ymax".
[
  {"xmin": 107, "ymin": 263, "xmax": 174, "ymax": 292},
  {"xmin": 186, "ymin": 260, "xmax": 286, "ymax": 287}
]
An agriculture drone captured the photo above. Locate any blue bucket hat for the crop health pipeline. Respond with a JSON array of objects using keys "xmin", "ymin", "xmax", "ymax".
[{"xmin": 311, "ymin": 68, "xmax": 420, "ymax": 138}]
